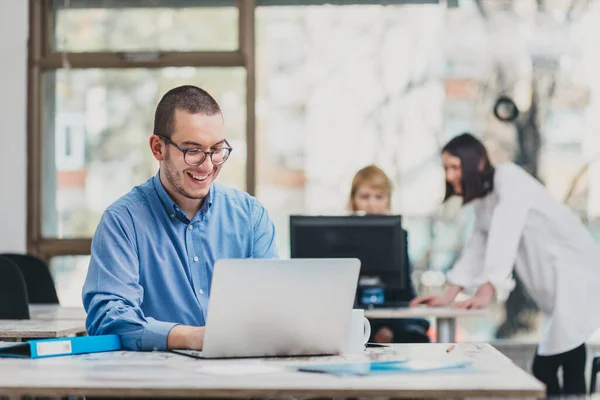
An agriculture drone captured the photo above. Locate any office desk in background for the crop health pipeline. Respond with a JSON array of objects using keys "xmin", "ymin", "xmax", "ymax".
[
  {"xmin": 29, "ymin": 305, "xmax": 86, "ymax": 321},
  {"xmin": 0, "ymin": 343, "xmax": 544, "ymax": 399},
  {"xmin": 364, "ymin": 306, "xmax": 487, "ymax": 343},
  {"xmin": 0, "ymin": 320, "xmax": 86, "ymax": 341}
]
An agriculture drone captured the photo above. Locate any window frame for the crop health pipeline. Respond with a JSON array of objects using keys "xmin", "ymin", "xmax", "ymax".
[
  {"xmin": 27, "ymin": 0, "xmax": 451, "ymax": 260},
  {"xmin": 27, "ymin": 0, "xmax": 256, "ymax": 260}
]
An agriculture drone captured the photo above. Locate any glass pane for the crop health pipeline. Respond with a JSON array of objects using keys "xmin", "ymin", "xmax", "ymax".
[
  {"xmin": 53, "ymin": 1, "xmax": 238, "ymax": 52},
  {"xmin": 50, "ymin": 255, "xmax": 91, "ymax": 307},
  {"xmin": 43, "ymin": 67, "xmax": 246, "ymax": 238},
  {"xmin": 256, "ymin": 3, "xmax": 448, "ymax": 263},
  {"xmin": 256, "ymin": 1, "xmax": 600, "ymax": 343}
]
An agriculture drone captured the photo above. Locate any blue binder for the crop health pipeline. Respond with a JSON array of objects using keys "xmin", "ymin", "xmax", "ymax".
[{"xmin": 0, "ymin": 334, "xmax": 121, "ymax": 359}]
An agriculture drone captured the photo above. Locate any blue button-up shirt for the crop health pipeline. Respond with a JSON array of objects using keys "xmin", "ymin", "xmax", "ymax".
[{"xmin": 82, "ymin": 173, "xmax": 278, "ymax": 351}]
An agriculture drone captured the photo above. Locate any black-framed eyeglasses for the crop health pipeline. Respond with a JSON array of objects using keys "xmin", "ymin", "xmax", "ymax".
[{"xmin": 156, "ymin": 135, "xmax": 233, "ymax": 166}]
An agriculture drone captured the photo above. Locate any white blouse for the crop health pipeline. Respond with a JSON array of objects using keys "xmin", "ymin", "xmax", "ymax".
[{"xmin": 447, "ymin": 162, "xmax": 600, "ymax": 355}]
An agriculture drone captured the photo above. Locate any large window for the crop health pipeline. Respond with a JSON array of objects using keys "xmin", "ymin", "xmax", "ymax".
[
  {"xmin": 29, "ymin": 0, "xmax": 255, "ymax": 307},
  {"xmin": 30, "ymin": 0, "xmax": 600, "ymax": 339}
]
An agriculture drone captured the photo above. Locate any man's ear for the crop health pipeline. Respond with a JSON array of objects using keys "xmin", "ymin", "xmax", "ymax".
[{"xmin": 150, "ymin": 135, "xmax": 165, "ymax": 161}]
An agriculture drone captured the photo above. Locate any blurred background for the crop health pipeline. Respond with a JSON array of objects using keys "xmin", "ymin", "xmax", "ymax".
[{"xmin": 11, "ymin": 0, "xmax": 600, "ymax": 344}]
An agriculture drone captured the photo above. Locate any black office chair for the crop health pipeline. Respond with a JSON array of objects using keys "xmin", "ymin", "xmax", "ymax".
[
  {"xmin": 0, "ymin": 255, "xmax": 30, "ymax": 319},
  {"xmin": 591, "ymin": 355, "xmax": 600, "ymax": 394},
  {"xmin": 1, "ymin": 253, "xmax": 59, "ymax": 304}
]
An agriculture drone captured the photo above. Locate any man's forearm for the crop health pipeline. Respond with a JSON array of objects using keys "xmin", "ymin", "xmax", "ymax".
[{"xmin": 167, "ymin": 325, "xmax": 206, "ymax": 350}]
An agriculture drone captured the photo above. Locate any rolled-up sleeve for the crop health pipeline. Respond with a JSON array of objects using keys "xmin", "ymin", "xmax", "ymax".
[
  {"xmin": 251, "ymin": 199, "xmax": 279, "ymax": 259},
  {"xmin": 82, "ymin": 209, "xmax": 177, "ymax": 351}
]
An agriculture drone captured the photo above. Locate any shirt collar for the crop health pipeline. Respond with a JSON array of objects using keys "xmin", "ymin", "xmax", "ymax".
[{"xmin": 152, "ymin": 171, "xmax": 215, "ymax": 222}]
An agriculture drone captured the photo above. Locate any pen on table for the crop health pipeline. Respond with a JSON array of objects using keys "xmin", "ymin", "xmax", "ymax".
[{"xmin": 446, "ymin": 344, "xmax": 456, "ymax": 353}]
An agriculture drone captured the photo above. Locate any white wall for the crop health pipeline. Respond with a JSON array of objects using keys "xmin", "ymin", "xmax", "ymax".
[{"xmin": 0, "ymin": 0, "xmax": 28, "ymax": 253}]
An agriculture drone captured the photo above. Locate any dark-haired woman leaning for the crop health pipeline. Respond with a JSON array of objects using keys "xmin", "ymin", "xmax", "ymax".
[{"xmin": 411, "ymin": 133, "xmax": 600, "ymax": 397}]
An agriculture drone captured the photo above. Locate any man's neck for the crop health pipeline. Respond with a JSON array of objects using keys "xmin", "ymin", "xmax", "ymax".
[
  {"xmin": 159, "ymin": 172, "xmax": 205, "ymax": 220},
  {"xmin": 176, "ymin": 196, "xmax": 204, "ymax": 220}
]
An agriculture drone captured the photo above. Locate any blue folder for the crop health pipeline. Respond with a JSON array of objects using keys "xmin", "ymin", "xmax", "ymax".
[
  {"xmin": 296, "ymin": 360, "xmax": 473, "ymax": 376},
  {"xmin": 0, "ymin": 334, "xmax": 121, "ymax": 359}
]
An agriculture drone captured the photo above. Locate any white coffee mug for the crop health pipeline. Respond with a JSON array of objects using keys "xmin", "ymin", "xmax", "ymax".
[{"xmin": 343, "ymin": 309, "xmax": 371, "ymax": 354}]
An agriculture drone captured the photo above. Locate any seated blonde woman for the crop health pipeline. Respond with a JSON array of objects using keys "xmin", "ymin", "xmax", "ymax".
[{"xmin": 349, "ymin": 165, "xmax": 430, "ymax": 343}]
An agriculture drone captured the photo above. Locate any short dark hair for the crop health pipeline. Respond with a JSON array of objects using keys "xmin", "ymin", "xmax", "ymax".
[
  {"xmin": 153, "ymin": 85, "xmax": 222, "ymax": 138},
  {"xmin": 442, "ymin": 133, "xmax": 495, "ymax": 204}
]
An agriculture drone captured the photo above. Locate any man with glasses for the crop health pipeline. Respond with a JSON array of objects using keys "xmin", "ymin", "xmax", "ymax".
[{"xmin": 82, "ymin": 85, "xmax": 278, "ymax": 351}]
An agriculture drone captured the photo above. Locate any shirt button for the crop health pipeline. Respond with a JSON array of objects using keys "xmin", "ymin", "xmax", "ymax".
[
  {"xmin": 169, "ymin": 214, "xmax": 174, "ymax": 218},
  {"xmin": 193, "ymin": 256, "xmax": 199, "ymax": 262},
  {"xmin": 188, "ymin": 225, "xmax": 193, "ymax": 230},
  {"xmin": 199, "ymin": 289, "xmax": 204, "ymax": 295}
]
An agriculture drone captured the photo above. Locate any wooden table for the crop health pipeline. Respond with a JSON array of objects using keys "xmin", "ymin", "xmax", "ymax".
[
  {"xmin": 29, "ymin": 305, "xmax": 86, "ymax": 321},
  {"xmin": 0, "ymin": 343, "xmax": 544, "ymax": 398},
  {"xmin": 0, "ymin": 320, "xmax": 86, "ymax": 340},
  {"xmin": 364, "ymin": 306, "xmax": 487, "ymax": 343}
]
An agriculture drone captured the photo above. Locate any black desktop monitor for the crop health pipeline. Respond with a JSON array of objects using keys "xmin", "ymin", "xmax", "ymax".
[{"xmin": 289, "ymin": 215, "xmax": 408, "ymax": 305}]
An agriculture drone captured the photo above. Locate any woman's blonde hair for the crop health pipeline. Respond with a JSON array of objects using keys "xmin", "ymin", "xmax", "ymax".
[{"xmin": 348, "ymin": 165, "xmax": 393, "ymax": 212}]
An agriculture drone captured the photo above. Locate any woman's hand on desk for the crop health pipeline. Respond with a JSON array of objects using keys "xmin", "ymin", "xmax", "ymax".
[
  {"xmin": 409, "ymin": 294, "xmax": 453, "ymax": 307},
  {"xmin": 167, "ymin": 325, "xmax": 206, "ymax": 350},
  {"xmin": 453, "ymin": 282, "xmax": 495, "ymax": 309}
]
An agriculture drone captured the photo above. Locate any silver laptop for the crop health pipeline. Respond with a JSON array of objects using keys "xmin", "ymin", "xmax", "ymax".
[{"xmin": 173, "ymin": 258, "xmax": 360, "ymax": 359}]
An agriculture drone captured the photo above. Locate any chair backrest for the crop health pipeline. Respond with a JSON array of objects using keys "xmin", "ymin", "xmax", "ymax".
[
  {"xmin": 591, "ymin": 355, "xmax": 600, "ymax": 394},
  {"xmin": 0, "ymin": 255, "xmax": 30, "ymax": 319},
  {"xmin": 1, "ymin": 253, "xmax": 59, "ymax": 304}
]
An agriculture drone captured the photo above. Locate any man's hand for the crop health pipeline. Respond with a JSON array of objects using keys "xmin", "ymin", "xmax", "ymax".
[
  {"xmin": 454, "ymin": 282, "xmax": 495, "ymax": 309},
  {"xmin": 409, "ymin": 294, "xmax": 454, "ymax": 307},
  {"xmin": 167, "ymin": 325, "xmax": 206, "ymax": 350}
]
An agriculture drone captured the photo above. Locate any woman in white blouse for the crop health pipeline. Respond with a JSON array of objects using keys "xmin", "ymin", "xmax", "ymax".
[{"xmin": 411, "ymin": 133, "xmax": 600, "ymax": 396}]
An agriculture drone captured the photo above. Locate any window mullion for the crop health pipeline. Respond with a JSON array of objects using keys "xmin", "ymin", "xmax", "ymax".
[{"xmin": 37, "ymin": 51, "xmax": 245, "ymax": 70}]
